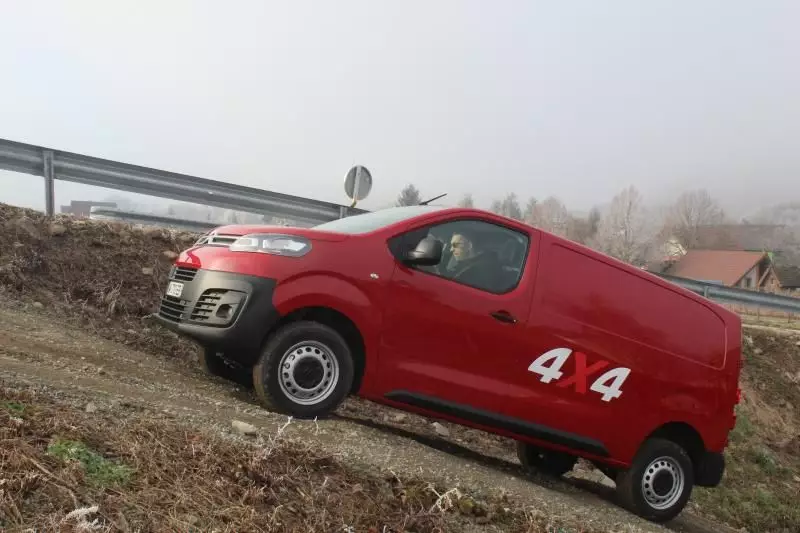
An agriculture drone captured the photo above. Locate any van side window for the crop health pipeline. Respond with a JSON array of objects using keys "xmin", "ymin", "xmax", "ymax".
[{"xmin": 398, "ymin": 219, "xmax": 530, "ymax": 294}]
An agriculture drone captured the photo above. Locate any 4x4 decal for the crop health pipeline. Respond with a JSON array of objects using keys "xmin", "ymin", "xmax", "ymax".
[{"xmin": 528, "ymin": 348, "xmax": 631, "ymax": 402}]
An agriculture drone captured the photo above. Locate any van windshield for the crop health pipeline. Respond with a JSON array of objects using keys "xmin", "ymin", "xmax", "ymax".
[{"xmin": 313, "ymin": 206, "xmax": 447, "ymax": 234}]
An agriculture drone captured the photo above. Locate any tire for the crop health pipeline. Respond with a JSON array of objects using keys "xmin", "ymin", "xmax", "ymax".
[
  {"xmin": 616, "ymin": 438, "xmax": 694, "ymax": 523},
  {"xmin": 253, "ymin": 321, "xmax": 354, "ymax": 419},
  {"xmin": 196, "ymin": 345, "xmax": 251, "ymax": 386},
  {"xmin": 517, "ymin": 441, "xmax": 577, "ymax": 478}
]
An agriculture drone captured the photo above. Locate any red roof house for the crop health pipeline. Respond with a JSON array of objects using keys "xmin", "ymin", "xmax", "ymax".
[{"xmin": 665, "ymin": 250, "xmax": 780, "ymax": 291}]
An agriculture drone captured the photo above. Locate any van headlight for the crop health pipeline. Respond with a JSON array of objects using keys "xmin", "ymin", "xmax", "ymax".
[{"xmin": 228, "ymin": 234, "xmax": 312, "ymax": 257}]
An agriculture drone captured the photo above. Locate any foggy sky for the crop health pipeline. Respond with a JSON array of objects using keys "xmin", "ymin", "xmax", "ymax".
[{"xmin": 1, "ymin": 1, "xmax": 798, "ymax": 218}]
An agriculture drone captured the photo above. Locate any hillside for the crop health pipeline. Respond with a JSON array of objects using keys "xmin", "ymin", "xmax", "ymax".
[{"xmin": 1, "ymin": 202, "xmax": 799, "ymax": 532}]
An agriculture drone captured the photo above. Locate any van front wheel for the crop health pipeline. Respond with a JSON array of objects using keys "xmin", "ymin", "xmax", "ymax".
[
  {"xmin": 253, "ymin": 321, "xmax": 354, "ymax": 419},
  {"xmin": 616, "ymin": 438, "xmax": 694, "ymax": 523},
  {"xmin": 516, "ymin": 441, "xmax": 577, "ymax": 478}
]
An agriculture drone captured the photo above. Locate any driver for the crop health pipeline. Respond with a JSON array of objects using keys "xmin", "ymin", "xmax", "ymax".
[
  {"xmin": 442, "ymin": 230, "xmax": 500, "ymax": 290},
  {"xmin": 449, "ymin": 232, "xmax": 476, "ymax": 266},
  {"xmin": 442, "ymin": 231, "xmax": 480, "ymax": 276}
]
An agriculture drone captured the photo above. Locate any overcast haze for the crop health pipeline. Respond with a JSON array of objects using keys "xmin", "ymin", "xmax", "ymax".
[{"xmin": 1, "ymin": 1, "xmax": 798, "ymax": 217}]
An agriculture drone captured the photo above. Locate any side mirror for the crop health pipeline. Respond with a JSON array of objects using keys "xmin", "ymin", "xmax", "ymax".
[{"xmin": 405, "ymin": 236, "xmax": 443, "ymax": 266}]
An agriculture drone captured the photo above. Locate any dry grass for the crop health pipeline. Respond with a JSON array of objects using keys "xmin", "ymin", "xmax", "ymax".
[
  {"xmin": 0, "ymin": 385, "xmax": 604, "ymax": 533},
  {"xmin": 690, "ymin": 330, "xmax": 800, "ymax": 532},
  {"xmin": 740, "ymin": 313, "xmax": 800, "ymax": 331}
]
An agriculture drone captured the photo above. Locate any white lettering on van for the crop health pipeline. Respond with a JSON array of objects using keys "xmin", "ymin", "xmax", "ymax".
[
  {"xmin": 527, "ymin": 348, "xmax": 631, "ymax": 402},
  {"xmin": 526, "ymin": 348, "xmax": 571, "ymax": 383}
]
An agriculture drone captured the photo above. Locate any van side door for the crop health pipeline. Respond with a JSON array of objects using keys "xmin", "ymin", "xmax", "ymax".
[{"xmin": 378, "ymin": 217, "xmax": 538, "ymax": 417}]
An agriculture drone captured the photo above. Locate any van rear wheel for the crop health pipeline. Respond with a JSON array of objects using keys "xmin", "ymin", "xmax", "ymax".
[
  {"xmin": 253, "ymin": 321, "xmax": 354, "ymax": 419},
  {"xmin": 516, "ymin": 441, "xmax": 577, "ymax": 478},
  {"xmin": 616, "ymin": 438, "xmax": 694, "ymax": 523}
]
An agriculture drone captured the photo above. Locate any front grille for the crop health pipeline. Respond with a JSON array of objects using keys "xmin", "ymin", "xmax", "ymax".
[
  {"xmin": 172, "ymin": 266, "xmax": 198, "ymax": 282},
  {"xmin": 159, "ymin": 295, "xmax": 186, "ymax": 322},
  {"xmin": 190, "ymin": 289, "xmax": 227, "ymax": 321}
]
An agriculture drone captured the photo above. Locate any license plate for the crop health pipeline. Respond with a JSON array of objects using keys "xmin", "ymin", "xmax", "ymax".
[{"xmin": 166, "ymin": 281, "xmax": 184, "ymax": 298}]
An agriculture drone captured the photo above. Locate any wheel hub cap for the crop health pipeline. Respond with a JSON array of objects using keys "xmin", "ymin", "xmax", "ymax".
[
  {"xmin": 641, "ymin": 456, "xmax": 684, "ymax": 510},
  {"xmin": 278, "ymin": 341, "xmax": 339, "ymax": 406}
]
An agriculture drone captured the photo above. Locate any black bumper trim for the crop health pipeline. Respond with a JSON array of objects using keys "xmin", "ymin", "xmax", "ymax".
[
  {"xmin": 385, "ymin": 390, "xmax": 609, "ymax": 457},
  {"xmin": 154, "ymin": 269, "xmax": 280, "ymax": 362}
]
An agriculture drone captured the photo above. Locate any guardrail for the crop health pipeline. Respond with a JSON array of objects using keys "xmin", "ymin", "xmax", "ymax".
[
  {"xmin": 0, "ymin": 137, "xmax": 367, "ymax": 224},
  {"xmin": 656, "ymin": 272, "xmax": 800, "ymax": 314},
  {"xmin": 4, "ymin": 136, "xmax": 798, "ymax": 315}
]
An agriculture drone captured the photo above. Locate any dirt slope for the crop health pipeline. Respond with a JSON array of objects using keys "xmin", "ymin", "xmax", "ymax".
[
  {"xmin": 2, "ymin": 202, "xmax": 799, "ymax": 532},
  {"xmin": 1, "ymin": 299, "xmax": 724, "ymax": 533},
  {"xmin": 691, "ymin": 329, "xmax": 800, "ymax": 531},
  {"xmin": 0, "ymin": 202, "xmax": 198, "ymax": 360}
]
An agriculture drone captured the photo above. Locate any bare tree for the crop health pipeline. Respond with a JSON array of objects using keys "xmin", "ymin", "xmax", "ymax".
[
  {"xmin": 523, "ymin": 198, "xmax": 537, "ymax": 223},
  {"xmin": 668, "ymin": 189, "xmax": 725, "ymax": 248},
  {"xmin": 590, "ymin": 186, "xmax": 653, "ymax": 264},
  {"xmin": 565, "ymin": 206, "xmax": 602, "ymax": 244},
  {"xmin": 527, "ymin": 196, "xmax": 570, "ymax": 237},
  {"xmin": 490, "ymin": 193, "xmax": 523, "ymax": 220},
  {"xmin": 457, "ymin": 193, "xmax": 475, "ymax": 208},
  {"xmin": 587, "ymin": 207, "xmax": 601, "ymax": 236},
  {"xmin": 396, "ymin": 184, "xmax": 422, "ymax": 206},
  {"xmin": 566, "ymin": 216, "xmax": 591, "ymax": 244}
]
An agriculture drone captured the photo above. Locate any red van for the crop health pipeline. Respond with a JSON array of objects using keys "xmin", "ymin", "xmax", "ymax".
[{"xmin": 155, "ymin": 205, "xmax": 741, "ymax": 522}]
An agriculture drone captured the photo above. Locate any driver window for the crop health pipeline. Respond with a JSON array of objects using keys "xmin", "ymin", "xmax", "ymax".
[{"xmin": 403, "ymin": 219, "xmax": 529, "ymax": 294}]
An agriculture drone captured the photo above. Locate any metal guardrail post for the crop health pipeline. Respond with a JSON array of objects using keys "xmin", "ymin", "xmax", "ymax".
[{"xmin": 43, "ymin": 149, "xmax": 55, "ymax": 216}]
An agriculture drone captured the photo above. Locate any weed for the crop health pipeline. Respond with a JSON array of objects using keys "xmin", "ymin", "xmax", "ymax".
[
  {"xmin": 730, "ymin": 410, "xmax": 754, "ymax": 443},
  {"xmin": 1, "ymin": 400, "xmax": 25, "ymax": 415},
  {"xmin": 748, "ymin": 447, "xmax": 779, "ymax": 475},
  {"xmin": 46, "ymin": 438, "xmax": 133, "ymax": 488}
]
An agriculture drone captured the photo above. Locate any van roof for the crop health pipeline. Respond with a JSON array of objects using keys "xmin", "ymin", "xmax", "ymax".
[{"xmin": 312, "ymin": 205, "xmax": 450, "ymax": 234}]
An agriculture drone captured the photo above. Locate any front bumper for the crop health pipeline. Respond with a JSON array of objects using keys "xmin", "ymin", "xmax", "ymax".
[{"xmin": 153, "ymin": 266, "xmax": 280, "ymax": 362}]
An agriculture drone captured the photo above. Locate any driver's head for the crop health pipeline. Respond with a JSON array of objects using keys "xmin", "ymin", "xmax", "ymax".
[{"xmin": 450, "ymin": 232, "xmax": 474, "ymax": 262}]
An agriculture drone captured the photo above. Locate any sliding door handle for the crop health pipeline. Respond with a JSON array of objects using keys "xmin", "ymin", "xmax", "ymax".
[{"xmin": 490, "ymin": 310, "xmax": 517, "ymax": 324}]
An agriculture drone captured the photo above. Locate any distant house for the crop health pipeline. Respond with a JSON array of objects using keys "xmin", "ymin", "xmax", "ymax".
[
  {"xmin": 657, "ymin": 223, "xmax": 800, "ymax": 292},
  {"xmin": 663, "ymin": 250, "xmax": 781, "ymax": 291}
]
